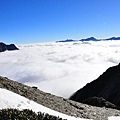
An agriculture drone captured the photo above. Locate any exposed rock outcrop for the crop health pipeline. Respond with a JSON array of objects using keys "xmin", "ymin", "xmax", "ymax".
[
  {"xmin": 70, "ymin": 63, "xmax": 120, "ymax": 109},
  {"xmin": 0, "ymin": 42, "xmax": 19, "ymax": 52}
]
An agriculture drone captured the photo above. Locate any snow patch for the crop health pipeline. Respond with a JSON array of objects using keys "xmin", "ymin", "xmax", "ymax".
[{"xmin": 0, "ymin": 88, "xmax": 90, "ymax": 120}]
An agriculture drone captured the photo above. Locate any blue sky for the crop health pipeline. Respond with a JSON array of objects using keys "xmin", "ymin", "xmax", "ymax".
[{"xmin": 0, "ymin": 0, "xmax": 120, "ymax": 44}]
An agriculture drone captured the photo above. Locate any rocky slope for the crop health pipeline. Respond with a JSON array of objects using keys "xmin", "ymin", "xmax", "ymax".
[
  {"xmin": 70, "ymin": 63, "xmax": 120, "ymax": 109},
  {"xmin": 0, "ymin": 76, "xmax": 120, "ymax": 120}
]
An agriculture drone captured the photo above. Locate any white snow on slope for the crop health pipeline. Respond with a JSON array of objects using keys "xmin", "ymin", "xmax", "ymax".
[
  {"xmin": 0, "ymin": 40, "xmax": 120, "ymax": 98},
  {"xmin": 0, "ymin": 88, "xmax": 89, "ymax": 120},
  {"xmin": 108, "ymin": 116, "xmax": 120, "ymax": 120}
]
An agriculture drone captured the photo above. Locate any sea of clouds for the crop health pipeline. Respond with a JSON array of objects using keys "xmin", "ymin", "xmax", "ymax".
[{"xmin": 0, "ymin": 40, "xmax": 120, "ymax": 98}]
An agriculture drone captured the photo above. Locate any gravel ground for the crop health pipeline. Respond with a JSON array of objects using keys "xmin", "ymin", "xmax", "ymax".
[{"xmin": 0, "ymin": 76, "xmax": 120, "ymax": 120}]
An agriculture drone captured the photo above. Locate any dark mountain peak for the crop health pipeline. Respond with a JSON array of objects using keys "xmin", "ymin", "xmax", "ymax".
[
  {"xmin": 88, "ymin": 37, "xmax": 96, "ymax": 40},
  {"xmin": 0, "ymin": 42, "xmax": 19, "ymax": 52},
  {"xmin": 70, "ymin": 63, "xmax": 120, "ymax": 109},
  {"xmin": 105, "ymin": 37, "xmax": 120, "ymax": 40},
  {"xmin": 80, "ymin": 37, "xmax": 99, "ymax": 41},
  {"xmin": 56, "ymin": 39, "xmax": 76, "ymax": 42}
]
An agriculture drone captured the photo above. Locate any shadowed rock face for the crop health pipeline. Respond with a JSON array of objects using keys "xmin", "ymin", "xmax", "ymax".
[
  {"xmin": 0, "ymin": 42, "xmax": 19, "ymax": 52},
  {"xmin": 70, "ymin": 63, "xmax": 120, "ymax": 108},
  {"xmin": 82, "ymin": 97, "xmax": 117, "ymax": 109}
]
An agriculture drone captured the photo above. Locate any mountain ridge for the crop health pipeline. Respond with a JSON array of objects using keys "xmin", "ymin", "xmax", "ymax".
[
  {"xmin": 70, "ymin": 63, "xmax": 120, "ymax": 109},
  {"xmin": 56, "ymin": 37, "xmax": 120, "ymax": 42},
  {"xmin": 0, "ymin": 76, "xmax": 120, "ymax": 119}
]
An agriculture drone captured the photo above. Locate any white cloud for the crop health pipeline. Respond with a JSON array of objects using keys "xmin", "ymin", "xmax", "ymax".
[{"xmin": 0, "ymin": 41, "xmax": 119, "ymax": 98}]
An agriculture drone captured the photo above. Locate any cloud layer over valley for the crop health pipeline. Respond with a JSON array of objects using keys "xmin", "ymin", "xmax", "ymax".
[{"xmin": 0, "ymin": 41, "xmax": 120, "ymax": 98}]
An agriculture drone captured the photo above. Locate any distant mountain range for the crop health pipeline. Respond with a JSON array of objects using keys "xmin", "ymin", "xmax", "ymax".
[
  {"xmin": 105, "ymin": 37, "xmax": 120, "ymax": 40},
  {"xmin": 56, "ymin": 37, "xmax": 120, "ymax": 42}
]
